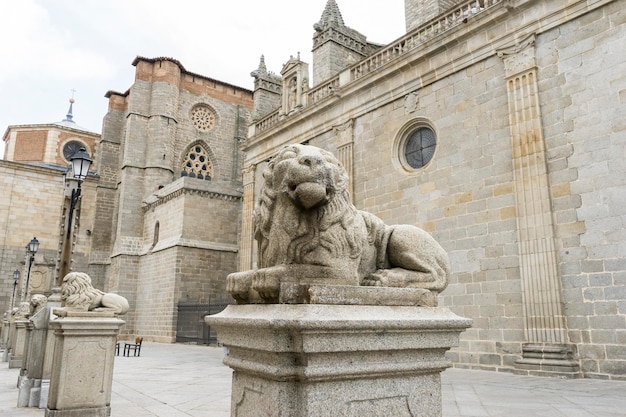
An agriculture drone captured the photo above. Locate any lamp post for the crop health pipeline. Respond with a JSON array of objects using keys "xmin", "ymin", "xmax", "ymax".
[
  {"xmin": 10, "ymin": 269, "xmax": 20, "ymax": 310},
  {"xmin": 58, "ymin": 147, "xmax": 92, "ymax": 283},
  {"xmin": 22, "ymin": 237, "xmax": 39, "ymax": 302}
]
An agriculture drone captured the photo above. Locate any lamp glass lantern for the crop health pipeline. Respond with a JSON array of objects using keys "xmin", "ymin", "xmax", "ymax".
[
  {"xmin": 70, "ymin": 147, "xmax": 93, "ymax": 181},
  {"xmin": 13, "ymin": 269, "xmax": 20, "ymax": 283},
  {"xmin": 28, "ymin": 237, "xmax": 40, "ymax": 255}
]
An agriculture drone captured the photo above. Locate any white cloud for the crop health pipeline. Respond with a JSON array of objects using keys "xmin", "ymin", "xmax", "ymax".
[
  {"xmin": 0, "ymin": 0, "xmax": 405, "ymax": 159},
  {"xmin": 0, "ymin": 0, "xmax": 115, "ymax": 82}
]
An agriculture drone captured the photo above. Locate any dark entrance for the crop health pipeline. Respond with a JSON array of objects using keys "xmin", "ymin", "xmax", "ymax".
[{"xmin": 176, "ymin": 303, "xmax": 229, "ymax": 345}]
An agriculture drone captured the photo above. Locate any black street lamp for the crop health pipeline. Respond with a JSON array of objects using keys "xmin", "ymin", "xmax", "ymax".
[
  {"xmin": 66, "ymin": 148, "xmax": 92, "ymax": 239},
  {"xmin": 11, "ymin": 269, "xmax": 20, "ymax": 310},
  {"xmin": 58, "ymin": 147, "xmax": 92, "ymax": 282},
  {"xmin": 23, "ymin": 237, "xmax": 39, "ymax": 301}
]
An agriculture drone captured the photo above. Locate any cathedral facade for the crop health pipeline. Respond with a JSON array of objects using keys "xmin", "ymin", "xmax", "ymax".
[
  {"xmin": 2, "ymin": 0, "xmax": 625, "ymax": 379},
  {"xmin": 93, "ymin": 57, "xmax": 252, "ymax": 341},
  {"xmin": 1, "ymin": 57, "xmax": 252, "ymax": 343},
  {"xmin": 241, "ymin": 0, "xmax": 626, "ymax": 379}
]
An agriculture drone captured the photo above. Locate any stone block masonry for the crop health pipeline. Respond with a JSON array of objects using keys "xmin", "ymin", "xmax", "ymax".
[
  {"xmin": 96, "ymin": 56, "xmax": 252, "ymax": 340},
  {"xmin": 242, "ymin": 0, "xmax": 626, "ymax": 378}
]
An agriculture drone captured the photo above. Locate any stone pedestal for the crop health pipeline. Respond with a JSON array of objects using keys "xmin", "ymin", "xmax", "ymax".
[
  {"xmin": 18, "ymin": 307, "xmax": 51, "ymax": 407},
  {"xmin": 45, "ymin": 310, "xmax": 125, "ymax": 417},
  {"xmin": 1, "ymin": 317, "xmax": 9, "ymax": 350},
  {"xmin": 9, "ymin": 318, "xmax": 29, "ymax": 369},
  {"xmin": 207, "ymin": 304, "xmax": 471, "ymax": 417},
  {"xmin": 1, "ymin": 317, "xmax": 10, "ymax": 361},
  {"xmin": 39, "ymin": 294, "xmax": 63, "ymax": 408}
]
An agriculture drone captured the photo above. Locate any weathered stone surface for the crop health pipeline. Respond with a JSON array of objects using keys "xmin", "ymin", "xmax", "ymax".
[
  {"xmin": 17, "ymin": 299, "xmax": 50, "ymax": 408},
  {"xmin": 45, "ymin": 310, "xmax": 125, "ymax": 417},
  {"xmin": 207, "ymin": 304, "xmax": 471, "ymax": 417},
  {"xmin": 61, "ymin": 272, "xmax": 129, "ymax": 314},
  {"xmin": 228, "ymin": 144, "xmax": 450, "ymax": 305}
]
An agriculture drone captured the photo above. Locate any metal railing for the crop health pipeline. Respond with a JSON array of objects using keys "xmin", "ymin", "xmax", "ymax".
[{"xmin": 176, "ymin": 302, "xmax": 230, "ymax": 345}]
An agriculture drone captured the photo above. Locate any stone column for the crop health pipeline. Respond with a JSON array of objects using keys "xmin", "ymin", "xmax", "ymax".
[
  {"xmin": 45, "ymin": 310, "xmax": 125, "ymax": 417},
  {"xmin": 239, "ymin": 164, "xmax": 256, "ymax": 271},
  {"xmin": 208, "ymin": 304, "xmax": 471, "ymax": 417},
  {"xmin": 498, "ymin": 35, "xmax": 578, "ymax": 376}
]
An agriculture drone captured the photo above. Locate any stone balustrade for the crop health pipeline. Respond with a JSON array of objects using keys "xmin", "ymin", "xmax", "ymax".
[{"xmin": 253, "ymin": 0, "xmax": 504, "ymax": 134}]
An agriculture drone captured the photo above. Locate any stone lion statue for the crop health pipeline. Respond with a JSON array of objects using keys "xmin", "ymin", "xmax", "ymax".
[
  {"xmin": 61, "ymin": 272, "xmax": 129, "ymax": 315},
  {"xmin": 29, "ymin": 294, "xmax": 47, "ymax": 316},
  {"xmin": 228, "ymin": 144, "xmax": 450, "ymax": 304}
]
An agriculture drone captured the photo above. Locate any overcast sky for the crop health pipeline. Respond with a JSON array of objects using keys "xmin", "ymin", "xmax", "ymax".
[{"xmin": 0, "ymin": 0, "xmax": 405, "ymax": 158}]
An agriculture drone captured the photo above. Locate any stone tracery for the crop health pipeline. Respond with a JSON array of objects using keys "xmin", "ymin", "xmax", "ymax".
[{"xmin": 181, "ymin": 144, "xmax": 214, "ymax": 180}]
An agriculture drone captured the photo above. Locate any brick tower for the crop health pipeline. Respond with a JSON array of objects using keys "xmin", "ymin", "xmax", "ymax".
[{"xmin": 96, "ymin": 57, "xmax": 252, "ymax": 341}]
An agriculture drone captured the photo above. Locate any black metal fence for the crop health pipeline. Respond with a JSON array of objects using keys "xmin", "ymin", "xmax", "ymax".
[{"xmin": 176, "ymin": 303, "xmax": 229, "ymax": 345}]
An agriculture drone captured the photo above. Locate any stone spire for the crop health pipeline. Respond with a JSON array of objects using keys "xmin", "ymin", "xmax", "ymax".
[
  {"xmin": 314, "ymin": 0, "xmax": 345, "ymax": 31},
  {"xmin": 62, "ymin": 97, "xmax": 76, "ymax": 124},
  {"xmin": 251, "ymin": 55, "xmax": 268, "ymax": 78},
  {"xmin": 250, "ymin": 55, "xmax": 282, "ymax": 120},
  {"xmin": 311, "ymin": 0, "xmax": 370, "ymax": 86}
]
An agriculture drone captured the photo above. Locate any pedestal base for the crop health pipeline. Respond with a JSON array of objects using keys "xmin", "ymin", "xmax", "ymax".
[
  {"xmin": 515, "ymin": 343, "xmax": 580, "ymax": 378},
  {"xmin": 45, "ymin": 405, "xmax": 110, "ymax": 417},
  {"xmin": 207, "ymin": 304, "xmax": 471, "ymax": 417},
  {"xmin": 9, "ymin": 356, "xmax": 23, "ymax": 369},
  {"xmin": 46, "ymin": 310, "xmax": 125, "ymax": 416}
]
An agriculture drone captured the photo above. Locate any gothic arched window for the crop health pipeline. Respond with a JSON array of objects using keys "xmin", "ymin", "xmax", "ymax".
[{"xmin": 181, "ymin": 144, "xmax": 213, "ymax": 180}]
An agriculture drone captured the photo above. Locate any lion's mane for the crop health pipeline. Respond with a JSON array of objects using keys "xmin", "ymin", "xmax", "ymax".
[
  {"xmin": 61, "ymin": 272, "xmax": 105, "ymax": 310},
  {"xmin": 254, "ymin": 144, "xmax": 363, "ymax": 269}
]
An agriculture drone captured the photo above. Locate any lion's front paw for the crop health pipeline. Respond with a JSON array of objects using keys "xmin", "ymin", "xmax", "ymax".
[
  {"xmin": 227, "ymin": 271, "xmax": 254, "ymax": 303},
  {"xmin": 361, "ymin": 271, "xmax": 386, "ymax": 287},
  {"xmin": 252, "ymin": 268, "xmax": 282, "ymax": 303},
  {"xmin": 362, "ymin": 269, "xmax": 408, "ymax": 288}
]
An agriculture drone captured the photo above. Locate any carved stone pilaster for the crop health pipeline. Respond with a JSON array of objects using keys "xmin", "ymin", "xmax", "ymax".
[
  {"xmin": 498, "ymin": 34, "xmax": 537, "ymax": 79},
  {"xmin": 240, "ymin": 164, "xmax": 257, "ymax": 271},
  {"xmin": 334, "ymin": 119, "xmax": 354, "ymax": 202},
  {"xmin": 498, "ymin": 35, "xmax": 578, "ymax": 377}
]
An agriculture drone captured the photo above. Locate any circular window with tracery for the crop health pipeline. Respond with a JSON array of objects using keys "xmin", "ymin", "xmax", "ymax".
[
  {"xmin": 393, "ymin": 119, "xmax": 438, "ymax": 172},
  {"xmin": 190, "ymin": 105, "xmax": 216, "ymax": 132},
  {"xmin": 181, "ymin": 144, "xmax": 213, "ymax": 180},
  {"xmin": 62, "ymin": 140, "xmax": 87, "ymax": 162},
  {"xmin": 404, "ymin": 127, "xmax": 436, "ymax": 169}
]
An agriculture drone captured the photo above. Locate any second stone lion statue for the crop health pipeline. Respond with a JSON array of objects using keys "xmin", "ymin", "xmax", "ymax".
[
  {"xmin": 228, "ymin": 144, "xmax": 450, "ymax": 304},
  {"xmin": 61, "ymin": 272, "xmax": 129, "ymax": 315}
]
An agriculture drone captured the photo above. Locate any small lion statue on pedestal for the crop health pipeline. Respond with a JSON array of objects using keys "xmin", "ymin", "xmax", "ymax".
[
  {"xmin": 228, "ymin": 144, "xmax": 450, "ymax": 306},
  {"xmin": 61, "ymin": 272, "xmax": 129, "ymax": 315}
]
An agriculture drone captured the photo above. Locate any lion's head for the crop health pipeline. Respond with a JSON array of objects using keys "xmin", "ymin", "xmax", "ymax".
[
  {"xmin": 254, "ymin": 144, "xmax": 363, "ymax": 269},
  {"xmin": 29, "ymin": 294, "xmax": 47, "ymax": 315},
  {"xmin": 61, "ymin": 272, "xmax": 104, "ymax": 311},
  {"xmin": 265, "ymin": 144, "xmax": 348, "ymax": 210}
]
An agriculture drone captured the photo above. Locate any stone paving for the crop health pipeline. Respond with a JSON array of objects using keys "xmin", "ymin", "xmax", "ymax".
[{"xmin": 2, "ymin": 342, "xmax": 626, "ymax": 416}]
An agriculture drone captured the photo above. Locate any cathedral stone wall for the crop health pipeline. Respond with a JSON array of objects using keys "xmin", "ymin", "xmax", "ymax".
[
  {"xmin": 0, "ymin": 162, "xmax": 95, "ymax": 312},
  {"xmin": 351, "ymin": 54, "xmax": 518, "ymax": 368},
  {"xmin": 536, "ymin": 4, "xmax": 626, "ymax": 377},
  {"xmin": 244, "ymin": 0, "xmax": 626, "ymax": 378}
]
